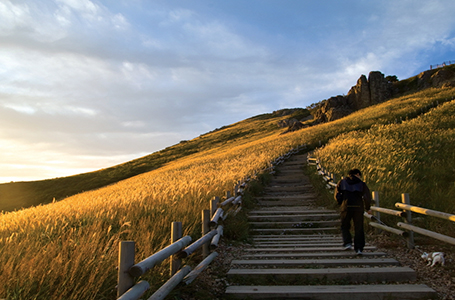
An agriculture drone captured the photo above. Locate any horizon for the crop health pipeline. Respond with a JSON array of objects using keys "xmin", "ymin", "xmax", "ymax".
[{"xmin": 1, "ymin": 0, "xmax": 455, "ymax": 183}]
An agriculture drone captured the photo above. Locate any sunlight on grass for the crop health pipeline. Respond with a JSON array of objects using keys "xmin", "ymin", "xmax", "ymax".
[{"xmin": 1, "ymin": 87, "xmax": 455, "ymax": 299}]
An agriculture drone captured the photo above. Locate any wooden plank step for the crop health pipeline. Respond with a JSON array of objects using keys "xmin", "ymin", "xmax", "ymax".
[
  {"xmin": 253, "ymin": 241, "xmax": 343, "ymax": 246},
  {"xmin": 252, "ymin": 243, "xmax": 347, "ymax": 248},
  {"xmin": 250, "ymin": 220, "xmax": 340, "ymax": 229},
  {"xmin": 244, "ymin": 246, "xmax": 377, "ymax": 252},
  {"xmin": 249, "ymin": 209, "xmax": 335, "ymax": 215},
  {"xmin": 248, "ymin": 213, "xmax": 339, "ymax": 221},
  {"xmin": 241, "ymin": 251, "xmax": 388, "ymax": 259},
  {"xmin": 256, "ymin": 195, "xmax": 318, "ymax": 200},
  {"xmin": 257, "ymin": 201, "xmax": 317, "ymax": 207},
  {"xmin": 231, "ymin": 258, "xmax": 400, "ymax": 267},
  {"xmin": 265, "ymin": 185, "xmax": 314, "ymax": 192},
  {"xmin": 251, "ymin": 227, "xmax": 339, "ymax": 234},
  {"xmin": 227, "ymin": 267, "xmax": 416, "ymax": 283},
  {"xmin": 225, "ymin": 284, "xmax": 438, "ymax": 299},
  {"xmin": 252, "ymin": 235, "xmax": 340, "ymax": 241}
]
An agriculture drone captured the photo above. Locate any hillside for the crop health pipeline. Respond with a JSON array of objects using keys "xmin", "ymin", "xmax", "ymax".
[
  {"xmin": 1, "ymin": 66, "xmax": 455, "ymax": 299},
  {"xmin": 3, "ymin": 65, "xmax": 455, "ymax": 213},
  {"xmin": 0, "ymin": 109, "xmax": 310, "ymax": 212}
]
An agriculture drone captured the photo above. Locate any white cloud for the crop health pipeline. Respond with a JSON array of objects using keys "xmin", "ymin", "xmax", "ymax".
[{"xmin": 1, "ymin": 0, "xmax": 455, "ymax": 182}]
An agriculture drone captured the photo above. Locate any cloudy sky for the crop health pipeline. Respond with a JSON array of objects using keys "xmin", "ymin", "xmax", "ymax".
[{"xmin": 1, "ymin": 0, "xmax": 455, "ymax": 183}]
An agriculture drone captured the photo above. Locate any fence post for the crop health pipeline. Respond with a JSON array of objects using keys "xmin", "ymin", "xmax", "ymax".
[
  {"xmin": 170, "ymin": 222, "xmax": 183, "ymax": 276},
  {"xmin": 202, "ymin": 210, "xmax": 211, "ymax": 258},
  {"xmin": 401, "ymin": 193, "xmax": 415, "ymax": 249},
  {"xmin": 372, "ymin": 191, "xmax": 381, "ymax": 234},
  {"xmin": 211, "ymin": 197, "xmax": 219, "ymax": 216},
  {"xmin": 117, "ymin": 241, "xmax": 136, "ymax": 298}
]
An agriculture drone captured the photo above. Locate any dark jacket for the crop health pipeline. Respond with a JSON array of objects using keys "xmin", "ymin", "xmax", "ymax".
[{"xmin": 335, "ymin": 176, "xmax": 371, "ymax": 211}]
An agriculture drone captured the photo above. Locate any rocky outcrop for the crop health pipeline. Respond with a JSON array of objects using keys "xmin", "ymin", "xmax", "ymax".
[
  {"xmin": 280, "ymin": 121, "xmax": 306, "ymax": 134},
  {"xmin": 310, "ymin": 65, "xmax": 455, "ymax": 124},
  {"xmin": 313, "ymin": 71, "xmax": 393, "ymax": 123},
  {"xmin": 312, "ymin": 96, "xmax": 353, "ymax": 123}
]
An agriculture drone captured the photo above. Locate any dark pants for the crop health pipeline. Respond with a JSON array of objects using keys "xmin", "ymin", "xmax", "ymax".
[{"xmin": 340, "ymin": 210, "xmax": 365, "ymax": 251}]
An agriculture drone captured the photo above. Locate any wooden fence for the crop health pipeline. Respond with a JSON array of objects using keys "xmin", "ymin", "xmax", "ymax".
[
  {"xmin": 430, "ymin": 60, "xmax": 455, "ymax": 70},
  {"xmin": 116, "ymin": 146, "xmax": 306, "ymax": 300},
  {"xmin": 308, "ymin": 156, "xmax": 455, "ymax": 248}
]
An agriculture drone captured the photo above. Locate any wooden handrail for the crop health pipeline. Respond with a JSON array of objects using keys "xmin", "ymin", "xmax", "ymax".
[
  {"xmin": 148, "ymin": 266, "xmax": 192, "ymax": 300},
  {"xmin": 129, "ymin": 236, "xmax": 192, "ymax": 277},
  {"xmin": 370, "ymin": 206, "xmax": 406, "ymax": 218},
  {"xmin": 395, "ymin": 203, "xmax": 455, "ymax": 222},
  {"xmin": 117, "ymin": 281, "xmax": 150, "ymax": 300},
  {"xmin": 310, "ymin": 155, "xmax": 455, "ymax": 249},
  {"xmin": 183, "ymin": 252, "xmax": 219, "ymax": 285},
  {"xmin": 116, "ymin": 145, "xmax": 307, "ymax": 300},
  {"xmin": 397, "ymin": 222, "xmax": 455, "ymax": 246},
  {"xmin": 177, "ymin": 230, "xmax": 218, "ymax": 258}
]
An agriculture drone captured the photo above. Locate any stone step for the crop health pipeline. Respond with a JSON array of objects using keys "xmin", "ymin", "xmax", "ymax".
[
  {"xmin": 231, "ymin": 258, "xmax": 400, "ymax": 267},
  {"xmin": 227, "ymin": 267, "xmax": 417, "ymax": 284},
  {"xmin": 225, "ymin": 284, "xmax": 438, "ymax": 300},
  {"xmin": 241, "ymin": 251, "xmax": 388, "ymax": 259}
]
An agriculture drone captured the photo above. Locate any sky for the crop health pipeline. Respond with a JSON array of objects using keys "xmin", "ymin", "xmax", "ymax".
[{"xmin": 1, "ymin": 0, "xmax": 455, "ymax": 183}]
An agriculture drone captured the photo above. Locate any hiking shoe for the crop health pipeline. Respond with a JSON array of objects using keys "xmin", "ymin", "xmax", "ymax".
[
  {"xmin": 343, "ymin": 244, "xmax": 353, "ymax": 250},
  {"xmin": 356, "ymin": 250, "xmax": 363, "ymax": 255}
]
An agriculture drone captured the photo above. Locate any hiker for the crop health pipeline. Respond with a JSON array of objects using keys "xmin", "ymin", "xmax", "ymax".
[{"xmin": 334, "ymin": 168, "xmax": 372, "ymax": 255}]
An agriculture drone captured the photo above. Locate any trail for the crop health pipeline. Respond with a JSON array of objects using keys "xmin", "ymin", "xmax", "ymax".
[{"xmin": 224, "ymin": 153, "xmax": 437, "ymax": 299}]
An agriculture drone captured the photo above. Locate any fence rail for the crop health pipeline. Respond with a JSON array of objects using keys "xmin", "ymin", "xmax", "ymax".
[
  {"xmin": 309, "ymin": 155, "xmax": 455, "ymax": 248},
  {"xmin": 115, "ymin": 145, "xmax": 306, "ymax": 299},
  {"xmin": 430, "ymin": 60, "xmax": 455, "ymax": 70}
]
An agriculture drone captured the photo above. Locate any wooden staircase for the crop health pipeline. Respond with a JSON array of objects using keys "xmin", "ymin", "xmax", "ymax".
[{"xmin": 224, "ymin": 154, "xmax": 437, "ymax": 299}]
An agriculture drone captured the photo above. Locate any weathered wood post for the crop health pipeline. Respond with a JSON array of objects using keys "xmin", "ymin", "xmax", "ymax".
[
  {"xmin": 210, "ymin": 197, "xmax": 219, "ymax": 216},
  {"xmin": 226, "ymin": 190, "xmax": 231, "ymax": 199},
  {"xmin": 401, "ymin": 193, "xmax": 415, "ymax": 249},
  {"xmin": 372, "ymin": 191, "xmax": 381, "ymax": 234},
  {"xmin": 170, "ymin": 222, "xmax": 182, "ymax": 276},
  {"xmin": 117, "ymin": 241, "xmax": 135, "ymax": 298},
  {"xmin": 202, "ymin": 209, "xmax": 211, "ymax": 258}
]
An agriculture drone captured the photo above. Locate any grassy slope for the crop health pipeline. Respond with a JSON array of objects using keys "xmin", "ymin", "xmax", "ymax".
[
  {"xmin": 314, "ymin": 88, "xmax": 455, "ymax": 235},
  {"xmin": 0, "ymin": 109, "xmax": 310, "ymax": 212},
  {"xmin": 1, "ymin": 70, "xmax": 455, "ymax": 299}
]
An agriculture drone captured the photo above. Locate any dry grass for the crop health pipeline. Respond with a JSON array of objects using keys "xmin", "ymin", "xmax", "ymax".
[{"xmin": 1, "ymin": 86, "xmax": 455, "ymax": 299}]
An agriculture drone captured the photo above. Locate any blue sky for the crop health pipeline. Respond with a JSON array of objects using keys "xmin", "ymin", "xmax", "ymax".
[{"xmin": 1, "ymin": 0, "xmax": 455, "ymax": 183}]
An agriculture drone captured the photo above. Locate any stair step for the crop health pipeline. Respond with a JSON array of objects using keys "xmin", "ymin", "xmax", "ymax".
[
  {"xmin": 253, "ymin": 241, "xmax": 343, "ymax": 246},
  {"xmin": 251, "ymin": 227, "xmax": 339, "ymax": 234},
  {"xmin": 225, "ymin": 284, "xmax": 438, "ymax": 299},
  {"xmin": 250, "ymin": 220, "xmax": 340, "ymax": 228},
  {"xmin": 257, "ymin": 201, "xmax": 317, "ymax": 207},
  {"xmin": 244, "ymin": 246, "xmax": 377, "ymax": 252},
  {"xmin": 231, "ymin": 258, "xmax": 400, "ymax": 267},
  {"xmin": 256, "ymin": 195, "xmax": 318, "ymax": 200},
  {"xmin": 252, "ymin": 243, "xmax": 349, "ymax": 248},
  {"xmin": 241, "ymin": 251, "xmax": 388, "ymax": 259},
  {"xmin": 252, "ymin": 235, "xmax": 340, "ymax": 241},
  {"xmin": 248, "ymin": 213, "xmax": 339, "ymax": 221},
  {"xmin": 249, "ymin": 209, "xmax": 335, "ymax": 215},
  {"xmin": 227, "ymin": 267, "xmax": 416, "ymax": 283}
]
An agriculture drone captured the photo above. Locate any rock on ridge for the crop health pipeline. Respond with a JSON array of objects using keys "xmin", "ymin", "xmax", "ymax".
[{"xmin": 314, "ymin": 71, "xmax": 393, "ymax": 123}]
